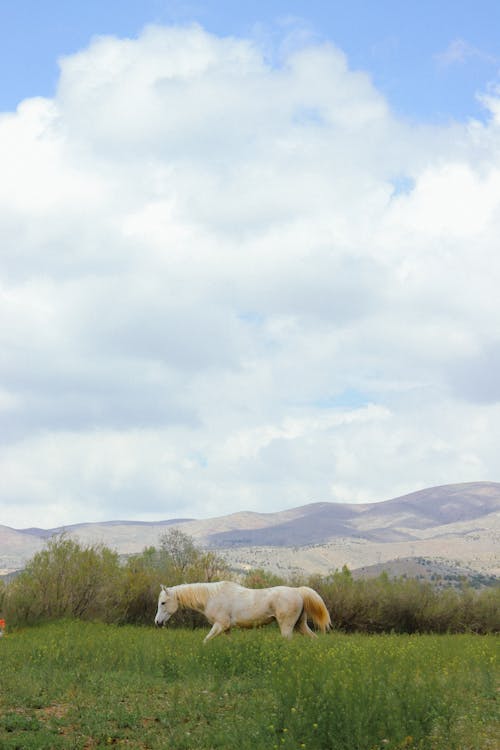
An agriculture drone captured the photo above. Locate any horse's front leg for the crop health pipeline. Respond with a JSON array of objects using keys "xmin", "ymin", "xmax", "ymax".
[{"xmin": 203, "ymin": 621, "xmax": 227, "ymax": 643}]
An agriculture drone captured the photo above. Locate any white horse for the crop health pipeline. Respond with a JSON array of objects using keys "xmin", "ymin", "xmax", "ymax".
[{"xmin": 154, "ymin": 581, "xmax": 331, "ymax": 642}]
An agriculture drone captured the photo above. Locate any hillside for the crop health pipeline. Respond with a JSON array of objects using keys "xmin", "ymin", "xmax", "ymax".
[
  {"xmin": 1, "ymin": 482, "xmax": 499, "ymax": 578},
  {"xmin": 203, "ymin": 482, "xmax": 500, "ymax": 547}
]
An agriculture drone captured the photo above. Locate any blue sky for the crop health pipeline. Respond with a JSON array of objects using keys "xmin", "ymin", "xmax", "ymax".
[
  {"xmin": 2, "ymin": 1, "xmax": 500, "ymax": 121},
  {"xmin": 1, "ymin": 2, "xmax": 500, "ymax": 528}
]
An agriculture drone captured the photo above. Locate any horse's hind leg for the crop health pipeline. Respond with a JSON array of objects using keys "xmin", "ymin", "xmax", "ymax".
[
  {"xmin": 277, "ymin": 604, "xmax": 303, "ymax": 639},
  {"xmin": 295, "ymin": 609, "xmax": 317, "ymax": 638},
  {"xmin": 277, "ymin": 616, "xmax": 295, "ymax": 639}
]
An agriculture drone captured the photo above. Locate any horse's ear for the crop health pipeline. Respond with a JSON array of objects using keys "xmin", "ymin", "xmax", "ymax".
[{"xmin": 160, "ymin": 584, "xmax": 167, "ymax": 592}]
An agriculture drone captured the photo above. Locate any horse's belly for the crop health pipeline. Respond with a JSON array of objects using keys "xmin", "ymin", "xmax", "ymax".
[
  {"xmin": 230, "ymin": 597, "xmax": 275, "ymax": 628},
  {"xmin": 234, "ymin": 613, "xmax": 274, "ymax": 628}
]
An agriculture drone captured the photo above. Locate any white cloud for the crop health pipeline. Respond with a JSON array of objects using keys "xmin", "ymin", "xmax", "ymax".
[
  {"xmin": 435, "ymin": 38, "xmax": 498, "ymax": 67},
  {"xmin": 1, "ymin": 24, "xmax": 500, "ymax": 528}
]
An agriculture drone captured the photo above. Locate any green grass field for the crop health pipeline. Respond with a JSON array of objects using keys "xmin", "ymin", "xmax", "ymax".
[{"xmin": 1, "ymin": 621, "xmax": 498, "ymax": 749}]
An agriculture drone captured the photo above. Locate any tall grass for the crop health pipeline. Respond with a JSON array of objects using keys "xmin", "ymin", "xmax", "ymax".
[{"xmin": 1, "ymin": 622, "xmax": 498, "ymax": 749}]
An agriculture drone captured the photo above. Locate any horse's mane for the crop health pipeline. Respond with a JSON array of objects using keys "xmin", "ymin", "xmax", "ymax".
[{"xmin": 173, "ymin": 582, "xmax": 225, "ymax": 611}]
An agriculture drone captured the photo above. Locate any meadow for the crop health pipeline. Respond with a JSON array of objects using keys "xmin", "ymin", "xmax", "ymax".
[{"xmin": 0, "ymin": 621, "xmax": 498, "ymax": 750}]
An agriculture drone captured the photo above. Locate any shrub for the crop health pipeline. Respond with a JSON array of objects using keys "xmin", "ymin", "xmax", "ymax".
[
  {"xmin": 2, "ymin": 535, "xmax": 123, "ymax": 627},
  {"xmin": 3, "ymin": 530, "xmax": 499, "ymax": 634},
  {"xmin": 242, "ymin": 568, "xmax": 286, "ymax": 588},
  {"xmin": 311, "ymin": 567, "xmax": 499, "ymax": 634},
  {"xmin": 118, "ymin": 530, "xmax": 230, "ymax": 626}
]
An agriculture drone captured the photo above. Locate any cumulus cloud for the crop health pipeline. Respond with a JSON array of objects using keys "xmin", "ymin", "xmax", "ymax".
[{"xmin": 1, "ymin": 24, "xmax": 500, "ymax": 527}]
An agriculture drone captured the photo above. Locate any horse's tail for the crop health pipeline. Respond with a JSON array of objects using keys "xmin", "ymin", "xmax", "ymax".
[{"xmin": 298, "ymin": 587, "xmax": 331, "ymax": 633}]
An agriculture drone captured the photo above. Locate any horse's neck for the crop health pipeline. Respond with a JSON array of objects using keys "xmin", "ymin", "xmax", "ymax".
[{"xmin": 173, "ymin": 582, "xmax": 215, "ymax": 612}]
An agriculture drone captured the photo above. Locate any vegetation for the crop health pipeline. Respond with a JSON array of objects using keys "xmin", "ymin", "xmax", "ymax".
[
  {"xmin": 0, "ymin": 621, "xmax": 498, "ymax": 749},
  {"xmin": 311, "ymin": 566, "xmax": 500, "ymax": 634},
  {"xmin": 1, "ymin": 534, "xmax": 498, "ymax": 748},
  {"xmin": 1, "ymin": 534, "xmax": 498, "ymax": 633},
  {"xmin": 0, "ymin": 530, "xmax": 229, "ymax": 628}
]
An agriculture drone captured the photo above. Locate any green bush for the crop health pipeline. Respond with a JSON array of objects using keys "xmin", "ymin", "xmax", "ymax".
[
  {"xmin": 241, "ymin": 567, "xmax": 286, "ymax": 588},
  {"xmin": 2, "ymin": 531, "xmax": 498, "ymax": 633},
  {"xmin": 118, "ymin": 529, "xmax": 229, "ymax": 626},
  {"xmin": 312, "ymin": 566, "xmax": 499, "ymax": 634},
  {"xmin": 2, "ymin": 535, "xmax": 122, "ymax": 627}
]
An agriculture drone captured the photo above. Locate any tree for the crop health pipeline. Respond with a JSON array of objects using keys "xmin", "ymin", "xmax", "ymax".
[
  {"xmin": 159, "ymin": 528, "xmax": 200, "ymax": 575},
  {"xmin": 115, "ymin": 530, "xmax": 229, "ymax": 624}
]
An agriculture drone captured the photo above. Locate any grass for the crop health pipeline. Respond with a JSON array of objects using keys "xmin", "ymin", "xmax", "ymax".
[{"xmin": 0, "ymin": 621, "xmax": 498, "ymax": 749}]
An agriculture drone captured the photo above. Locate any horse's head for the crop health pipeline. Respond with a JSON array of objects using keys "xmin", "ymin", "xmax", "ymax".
[{"xmin": 155, "ymin": 584, "xmax": 179, "ymax": 627}]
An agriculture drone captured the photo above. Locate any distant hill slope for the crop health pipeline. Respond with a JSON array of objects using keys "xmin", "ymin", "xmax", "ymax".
[
  {"xmin": 1, "ymin": 482, "xmax": 499, "ymax": 577},
  {"xmin": 204, "ymin": 482, "xmax": 500, "ymax": 547}
]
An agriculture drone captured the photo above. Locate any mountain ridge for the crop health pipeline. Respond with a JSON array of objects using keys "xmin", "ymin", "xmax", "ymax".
[{"xmin": 1, "ymin": 482, "xmax": 499, "ymax": 577}]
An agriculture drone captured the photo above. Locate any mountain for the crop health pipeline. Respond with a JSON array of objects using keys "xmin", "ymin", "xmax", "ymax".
[
  {"xmin": 1, "ymin": 482, "xmax": 499, "ymax": 578},
  {"xmin": 0, "ymin": 524, "xmax": 48, "ymax": 573}
]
